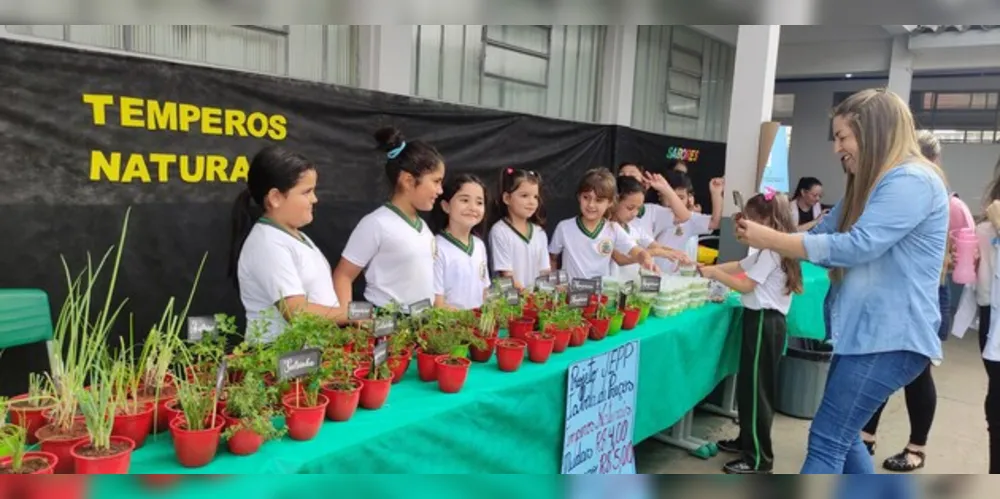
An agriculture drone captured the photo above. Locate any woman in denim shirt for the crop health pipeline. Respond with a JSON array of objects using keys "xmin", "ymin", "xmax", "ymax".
[{"xmin": 735, "ymin": 88, "xmax": 950, "ymax": 474}]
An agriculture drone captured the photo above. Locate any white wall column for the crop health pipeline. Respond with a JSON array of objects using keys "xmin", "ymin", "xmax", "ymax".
[
  {"xmin": 723, "ymin": 25, "xmax": 780, "ymax": 216},
  {"xmin": 598, "ymin": 25, "xmax": 638, "ymax": 126},
  {"xmin": 357, "ymin": 25, "xmax": 414, "ymax": 96},
  {"xmin": 887, "ymin": 35, "xmax": 914, "ymax": 99}
]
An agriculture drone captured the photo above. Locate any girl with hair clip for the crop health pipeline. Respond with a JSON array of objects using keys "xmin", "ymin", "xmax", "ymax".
[
  {"xmin": 699, "ymin": 188, "xmax": 803, "ymax": 475},
  {"xmin": 549, "ymin": 168, "xmax": 658, "ymax": 280},
  {"xmin": 430, "ymin": 174, "xmax": 491, "ymax": 310},
  {"xmin": 610, "ymin": 175, "xmax": 693, "ymax": 282},
  {"xmin": 230, "ymin": 146, "xmax": 345, "ymax": 343},
  {"xmin": 333, "ymin": 127, "xmax": 445, "ymax": 308},
  {"xmin": 488, "ymin": 167, "xmax": 550, "ymax": 291}
]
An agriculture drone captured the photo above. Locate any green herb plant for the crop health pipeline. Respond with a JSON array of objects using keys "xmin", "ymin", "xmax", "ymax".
[
  {"xmin": 0, "ymin": 425, "xmax": 34, "ymax": 472},
  {"xmin": 173, "ymin": 365, "xmax": 215, "ymax": 431},
  {"xmin": 221, "ymin": 372, "xmax": 284, "ymax": 442}
]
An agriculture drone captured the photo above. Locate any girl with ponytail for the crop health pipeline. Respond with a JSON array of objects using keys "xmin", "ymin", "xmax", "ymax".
[{"xmin": 487, "ymin": 167, "xmax": 550, "ymax": 291}]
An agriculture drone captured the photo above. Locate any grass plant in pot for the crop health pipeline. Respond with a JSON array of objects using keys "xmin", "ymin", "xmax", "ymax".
[
  {"xmin": 541, "ymin": 305, "xmax": 581, "ymax": 353},
  {"xmin": 281, "ymin": 369, "xmax": 329, "ymax": 442},
  {"xmin": 72, "ymin": 363, "xmax": 136, "ymax": 474},
  {"xmin": 319, "ymin": 353, "xmax": 363, "ymax": 422},
  {"xmin": 0, "ymin": 425, "xmax": 58, "ymax": 474},
  {"xmin": 9, "ymin": 374, "xmax": 57, "ymax": 446},
  {"xmin": 586, "ymin": 304, "xmax": 612, "ymax": 342},
  {"xmin": 469, "ymin": 298, "xmax": 500, "ymax": 363},
  {"xmin": 109, "ymin": 342, "xmax": 154, "ymax": 449},
  {"xmin": 355, "ymin": 362, "xmax": 394, "ymax": 410},
  {"xmin": 169, "ymin": 371, "xmax": 224, "ymax": 468},
  {"xmin": 222, "ymin": 373, "xmax": 284, "ymax": 456}
]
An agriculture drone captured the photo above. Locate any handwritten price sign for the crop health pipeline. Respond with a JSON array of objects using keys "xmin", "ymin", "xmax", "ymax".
[{"xmin": 561, "ymin": 340, "xmax": 639, "ymax": 474}]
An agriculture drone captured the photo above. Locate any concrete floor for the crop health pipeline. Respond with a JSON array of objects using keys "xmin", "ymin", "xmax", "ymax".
[{"xmin": 636, "ymin": 330, "xmax": 991, "ymax": 474}]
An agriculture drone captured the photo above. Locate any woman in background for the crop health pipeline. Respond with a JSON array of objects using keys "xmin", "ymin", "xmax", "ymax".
[{"xmin": 790, "ymin": 177, "xmax": 828, "ymax": 232}]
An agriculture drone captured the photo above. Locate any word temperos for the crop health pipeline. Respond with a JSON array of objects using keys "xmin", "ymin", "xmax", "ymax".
[{"xmin": 81, "ymin": 94, "xmax": 289, "ymax": 184}]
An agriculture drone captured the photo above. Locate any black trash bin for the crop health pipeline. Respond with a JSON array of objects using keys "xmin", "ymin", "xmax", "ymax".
[{"xmin": 776, "ymin": 338, "xmax": 833, "ymax": 419}]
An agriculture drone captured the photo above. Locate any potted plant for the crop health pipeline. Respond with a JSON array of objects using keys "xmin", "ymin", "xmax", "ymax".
[
  {"xmin": 469, "ymin": 299, "xmax": 500, "ymax": 363},
  {"xmin": 319, "ymin": 352, "xmax": 363, "ymax": 422},
  {"xmin": 622, "ymin": 294, "xmax": 648, "ymax": 329},
  {"xmin": 354, "ymin": 362, "xmax": 394, "ymax": 410},
  {"xmin": 134, "ymin": 326, "xmax": 182, "ymax": 433},
  {"xmin": 169, "ymin": 369, "xmax": 224, "ymax": 468},
  {"xmin": 607, "ymin": 307, "xmax": 626, "ymax": 336},
  {"xmin": 543, "ymin": 306, "xmax": 581, "ymax": 353},
  {"xmin": 71, "ymin": 361, "xmax": 136, "ymax": 474},
  {"xmin": 281, "ymin": 369, "xmax": 329, "ymax": 442},
  {"xmin": 185, "ymin": 314, "xmax": 236, "ymax": 384},
  {"xmin": 106, "ymin": 341, "xmax": 154, "ymax": 450},
  {"xmin": 222, "ymin": 372, "xmax": 284, "ymax": 455},
  {"xmin": 525, "ymin": 329, "xmax": 556, "ymax": 364},
  {"xmin": 503, "ymin": 298, "xmax": 534, "ymax": 341},
  {"xmin": 8, "ymin": 373, "xmax": 56, "ymax": 445},
  {"xmin": 0, "ymin": 425, "xmax": 58, "ymax": 474},
  {"xmin": 431, "ymin": 319, "xmax": 484, "ymax": 394},
  {"xmin": 586, "ymin": 304, "xmax": 612, "ymax": 341},
  {"xmin": 495, "ymin": 338, "xmax": 527, "ymax": 372}
]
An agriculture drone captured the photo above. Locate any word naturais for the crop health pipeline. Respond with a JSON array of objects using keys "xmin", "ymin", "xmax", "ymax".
[
  {"xmin": 665, "ymin": 146, "xmax": 700, "ymax": 163},
  {"xmin": 90, "ymin": 151, "xmax": 248, "ymax": 183}
]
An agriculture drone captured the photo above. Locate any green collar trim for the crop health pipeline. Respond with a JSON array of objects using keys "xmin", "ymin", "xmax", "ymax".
[
  {"xmin": 258, "ymin": 217, "xmax": 313, "ymax": 249},
  {"xmin": 440, "ymin": 230, "xmax": 474, "ymax": 256},
  {"xmin": 576, "ymin": 217, "xmax": 605, "ymax": 240},
  {"xmin": 384, "ymin": 203, "xmax": 423, "ymax": 232},
  {"xmin": 502, "ymin": 218, "xmax": 533, "ymax": 244}
]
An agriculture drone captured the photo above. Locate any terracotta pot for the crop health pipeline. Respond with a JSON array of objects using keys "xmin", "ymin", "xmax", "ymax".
[
  {"xmin": 112, "ymin": 402, "xmax": 155, "ymax": 449},
  {"xmin": 495, "ymin": 338, "xmax": 527, "ymax": 372},
  {"xmin": 434, "ymin": 356, "xmax": 471, "ymax": 393},
  {"xmin": 319, "ymin": 379, "xmax": 362, "ymax": 422},
  {"xmin": 169, "ymin": 415, "xmax": 224, "ymax": 468},
  {"xmin": 282, "ymin": 393, "xmax": 329, "ymax": 442},
  {"xmin": 70, "ymin": 435, "xmax": 135, "ymax": 474},
  {"xmin": 0, "ymin": 450, "xmax": 58, "ymax": 474},
  {"xmin": 354, "ymin": 368, "xmax": 394, "ymax": 410}
]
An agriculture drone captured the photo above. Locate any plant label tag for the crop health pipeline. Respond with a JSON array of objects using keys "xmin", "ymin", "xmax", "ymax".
[
  {"xmin": 622, "ymin": 280, "xmax": 635, "ymax": 295},
  {"xmin": 347, "ymin": 301, "xmax": 374, "ymax": 321},
  {"xmin": 557, "ymin": 270, "xmax": 569, "ymax": 285},
  {"xmin": 485, "ymin": 288, "xmax": 499, "ymax": 301},
  {"xmin": 619, "ymin": 292, "xmax": 629, "ymax": 312},
  {"xmin": 640, "ymin": 275, "xmax": 662, "ymax": 293},
  {"xmin": 568, "ymin": 291, "xmax": 590, "ymax": 308},
  {"xmin": 570, "ymin": 278, "xmax": 599, "ymax": 293},
  {"xmin": 536, "ymin": 277, "xmax": 556, "ymax": 293},
  {"xmin": 277, "ymin": 348, "xmax": 322, "ymax": 382},
  {"xmin": 408, "ymin": 298, "xmax": 432, "ymax": 318},
  {"xmin": 505, "ymin": 288, "xmax": 520, "ymax": 305},
  {"xmin": 373, "ymin": 342, "xmax": 389, "ymax": 367},
  {"xmin": 186, "ymin": 316, "xmax": 217, "ymax": 343},
  {"xmin": 493, "ymin": 276, "xmax": 514, "ymax": 292},
  {"xmin": 373, "ymin": 316, "xmax": 396, "ymax": 338}
]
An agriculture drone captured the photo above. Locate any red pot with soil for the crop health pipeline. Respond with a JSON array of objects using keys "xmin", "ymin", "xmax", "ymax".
[
  {"xmin": 526, "ymin": 332, "xmax": 556, "ymax": 363},
  {"xmin": 415, "ymin": 348, "xmax": 439, "ymax": 381},
  {"xmin": 320, "ymin": 379, "xmax": 362, "ymax": 422},
  {"xmin": 545, "ymin": 325, "xmax": 573, "ymax": 353},
  {"xmin": 434, "ymin": 356, "xmax": 471, "ymax": 393},
  {"xmin": 70, "ymin": 435, "xmax": 135, "ymax": 474},
  {"xmin": 354, "ymin": 368, "xmax": 394, "ymax": 410},
  {"xmin": 111, "ymin": 402, "xmax": 155, "ymax": 449},
  {"xmin": 388, "ymin": 350, "xmax": 412, "ymax": 384},
  {"xmin": 222, "ymin": 410, "xmax": 264, "ymax": 456},
  {"xmin": 0, "ymin": 451, "xmax": 58, "ymax": 474},
  {"xmin": 169, "ymin": 415, "xmax": 225, "ymax": 468},
  {"xmin": 507, "ymin": 317, "xmax": 535, "ymax": 341},
  {"xmin": 8, "ymin": 395, "xmax": 56, "ymax": 445},
  {"xmin": 161, "ymin": 399, "xmax": 184, "ymax": 429},
  {"xmin": 282, "ymin": 393, "xmax": 329, "ymax": 441},
  {"xmin": 495, "ymin": 338, "xmax": 527, "ymax": 372},
  {"xmin": 587, "ymin": 317, "xmax": 610, "ymax": 341},
  {"xmin": 35, "ymin": 420, "xmax": 89, "ymax": 474},
  {"xmin": 134, "ymin": 383, "xmax": 178, "ymax": 433},
  {"xmin": 622, "ymin": 307, "xmax": 641, "ymax": 330},
  {"xmin": 469, "ymin": 336, "xmax": 497, "ymax": 362},
  {"xmin": 568, "ymin": 325, "xmax": 588, "ymax": 347}
]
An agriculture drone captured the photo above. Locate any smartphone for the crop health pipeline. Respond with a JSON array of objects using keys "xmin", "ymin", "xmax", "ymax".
[{"xmin": 732, "ymin": 190, "xmax": 744, "ymax": 221}]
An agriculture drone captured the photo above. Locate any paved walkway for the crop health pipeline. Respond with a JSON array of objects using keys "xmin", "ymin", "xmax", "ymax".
[{"xmin": 636, "ymin": 331, "xmax": 991, "ymax": 474}]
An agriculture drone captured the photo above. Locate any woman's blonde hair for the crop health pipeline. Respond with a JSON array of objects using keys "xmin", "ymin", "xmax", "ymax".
[
  {"xmin": 830, "ymin": 88, "xmax": 947, "ymax": 281},
  {"xmin": 915, "ymin": 130, "xmax": 942, "ymax": 164}
]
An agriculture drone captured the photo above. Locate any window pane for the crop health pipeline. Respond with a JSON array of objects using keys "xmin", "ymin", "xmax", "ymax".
[
  {"xmin": 923, "ymin": 92, "xmax": 935, "ymax": 109},
  {"xmin": 932, "ymin": 129, "xmax": 966, "ymax": 143},
  {"xmin": 667, "ymin": 93, "xmax": 699, "ymax": 117},
  {"xmin": 668, "ymin": 70, "xmax": 701, "ymax": 97},
  {"xmin": 936, "ymin": 93, "xmax": 972, "ymax": 109},
  {"xmin": 972, "ymin": 93, "xmax": 988, "ymax": 109},
  {"xmin": 484, "ymin": 44, "xmax": 548, "ymax": 86},
  {"xmin": 989, "ymin": 93, "xmax": 999, "ymax": 109},
  {"xmin": 670, "ymin": 48, "xmax": 702, "ymax": 75},
  {"xmin": 773, "ymin": 94, "xmax": 796, "ymax": 119},
  {"xmin": 485, "ymin": 25, "xmax": 550, "ymax": 54},
  {"xmin": 671, "ymin": 27, "xmax": 704, "ymax": 53},
  {"xmin": 967, "ymin": 130, "xmax": 983, "ymax": 143}
]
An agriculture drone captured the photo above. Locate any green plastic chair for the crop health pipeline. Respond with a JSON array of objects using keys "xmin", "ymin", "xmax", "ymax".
[{"xmin": 0, "ymin": 289, "xmax": 55, "ymax": 369}]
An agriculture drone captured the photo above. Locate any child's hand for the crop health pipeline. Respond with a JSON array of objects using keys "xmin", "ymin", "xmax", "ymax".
[
  {"xmin": 709, "ymin": 177, "xmax": 725, "ymax": 196},
  {"xmin": 640, "ymin": 254, "xmax": 660, "ymax": 274},
  {"xmin": 671, "ymin": 251, "xmax": 693, "ymax": 266},
  {"xmin": 698, "ymin": 264, "xmax": 716, "ymax": 279},
  {"xmin": 644, "ymin": 172, "xmax": 671, "ymax": 193}
]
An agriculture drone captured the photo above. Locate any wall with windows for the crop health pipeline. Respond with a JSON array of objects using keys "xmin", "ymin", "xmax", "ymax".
[
  {"xmin": 411, "ymin": 25, "xmax": 605, "ymax": 122},
  {"xmin": 631, "ymin": 25, "xmax": 735, "ymax": 142},
  {"xmin": 2, "ymin": 25, "xmax": 359, "ymax": 86},
  {"xmin": 775, "ymin": 76, "xmax": 1000, "ymax": 211}
]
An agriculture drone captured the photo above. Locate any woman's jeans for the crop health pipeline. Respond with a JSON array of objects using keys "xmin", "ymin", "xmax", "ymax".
[{"xmin": 801, "ymin": 350, "xmax": 931, "ymax": 474}]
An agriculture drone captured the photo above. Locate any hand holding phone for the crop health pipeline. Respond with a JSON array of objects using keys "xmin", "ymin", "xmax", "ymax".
[{"xmin": 732, "ymin": 190, "xmax": 745, "ymax": 221}]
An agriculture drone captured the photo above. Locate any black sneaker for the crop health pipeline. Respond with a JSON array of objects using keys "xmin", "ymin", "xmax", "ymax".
[
  {"xmin": 723, "ymin": 458, "xmax": 773, "ymax": 475},
  {"xmin": 717, "ymin": 438, "xmax": 741, "ymax": 454}
]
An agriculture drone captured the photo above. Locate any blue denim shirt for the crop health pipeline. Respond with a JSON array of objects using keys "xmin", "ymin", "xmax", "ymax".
[{"xmin": 804, "ymin": 163, "xmax": 947, "ymax": 361}]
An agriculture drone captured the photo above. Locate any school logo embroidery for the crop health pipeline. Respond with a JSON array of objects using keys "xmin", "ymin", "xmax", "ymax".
[
  {"xmin": 597, "ymin": 239, "xmax": 614, "ymax": 256},
  {"xmin": 674, "ymin": 225, "xmax": 684, "ymax": 237}
]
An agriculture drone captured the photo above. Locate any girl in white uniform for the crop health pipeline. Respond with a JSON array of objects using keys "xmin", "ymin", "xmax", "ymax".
[
  {"xmin": 431, "ymin": 174, "xmax": 491, "ymax": 310},
  {"xmin": 610, "ymin": 175, "xmax": 692, "ymax": 282},
  {"xmin": 489, "ymin": 168, "xmax": 550, "ymax": 291},
  {"xmin": 549, "ymin": 168, "xmax": 658, "ymax": 280},
  {"xmin": 655, "ymin": 171, "xmax": 725, "ymax": 267},
  {"xmin": 617, "ymin": 162, "xmax": 691, "ymax": 236},
  {"xmin": 333, "ymin": 127, "xmax": 445, "ymax": 308},
  {"xmin": 230, "ymin": 146, "xmax": 344, "ymax": 343}
]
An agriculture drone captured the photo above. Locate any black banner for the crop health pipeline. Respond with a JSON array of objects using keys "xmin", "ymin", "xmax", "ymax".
[{"xmin": 0, "ymin": 39, "xmax": 724, "ymax": 395}]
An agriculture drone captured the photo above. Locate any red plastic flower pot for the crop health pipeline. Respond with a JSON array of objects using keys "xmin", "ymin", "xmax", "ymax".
[
  {"xmin": 354, "ymin": 368, "xmax": 394, "ymax": 410},
  {"xmin": 169, "ymin": 415, "xmax": 224, "ymax": 468},
  {"xmin": 526, "ymin": 332, "xmax": 556, "ymax": 363},
  {"xmin": 545, "ymin": 325, "xmax": 573, "ymax": 353},
  {"xmin": 9, "ymin": 395, "xmax": 56, "ymax": 445},
  {"xmin": 222, "ymin": 411, "xmax": 264, "ymax": 456},
  {"xmin": 522, "ymin": 305, "xmax": 539, "ymax": 321},
  {"xmin": 70, "ymin": 435, "xmax": 135, "ymax": 474},
  {"xmin": 161, "ymin": 399, "xmax": 183, "ymax": 432},
  {"xmin": 568, "ymin": 325, "xmax": 588, "ymax": 347},
  {"xmin": 111, "ymin": 402, "xmax": 154, "ymax": 449},
  {"xmin": 495, "ymin": 338, "xmax": 527, "ymax": 372},
  {"xmin": 587, "ymin": 317, "xmax": 610, "ymax": 341},
  {"xmin": 415, "ymin": 348, "xmax": 439, "ymax": 381},
  {"xmin": 507, "ymin": 317, "xmax": 535, "ymax": 341},
  {"xmin": 388, "ymin": 352, "xmax": 411, "ymax": 384},
  {"xmin": 319, "ymin": 380, "xmax": 362, "ymax": 422},
  {"xmin": 583, "ymin": 304, "xmax": 597, "ymax": 318},
  {"xmin": 434, "ymin": 355, "xmax": 471, "ymax": 394},
  {"xmin": 282, "ymin": 393, "xmax": 329, "ymax": 442},
  {"xmin": 35, "ymin": 421, "xmax": 89, "ymax": 474},
  {"xmin": 622, "ymin": 307, "xmax": 641, "ymax": 330},
  {"xmin": 0, "ymin": 451, "xmax": 58, "ymax": 474},
  {"xmin": 469, "ymin": 336, "xmax": 497, "ymax": 362}
]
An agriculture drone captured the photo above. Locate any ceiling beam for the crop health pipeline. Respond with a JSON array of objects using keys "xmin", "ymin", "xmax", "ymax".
[{"xmin": 909, "ymin": 29, "xmax": 1000, "ymax": 51}]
